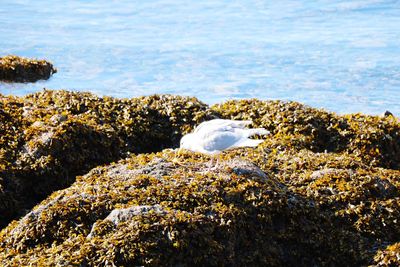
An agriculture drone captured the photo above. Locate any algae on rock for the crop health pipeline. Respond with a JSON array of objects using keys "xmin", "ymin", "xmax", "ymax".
[
  {"xmin": 0, "ymin": 151, "xmax": 370, "ymax": 266},
  {"xmin": 0, "ymin": 90, "xmax": 215, "ymax": 228},
  {"xmin": 0, "ymin": 91, "xmax": 399, "ymax": 266},
  {"xmin": 0, "ymin": 55, "xmax": 57, "ymax": 82}
]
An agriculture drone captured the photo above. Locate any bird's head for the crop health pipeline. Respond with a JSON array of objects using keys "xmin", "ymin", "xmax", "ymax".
[
  {"xmin": 177, "ymin": 133, "xmax": 194, "ymax": 156},
  {"xmin": 179, "ymin": 133, "xmax": 192, "ymax": 149}
]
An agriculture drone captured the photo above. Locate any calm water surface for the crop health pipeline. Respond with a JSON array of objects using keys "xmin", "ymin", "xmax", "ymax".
[{"xmin": 1, "ymin": 0, "xmax": 400, "ymax": 115}]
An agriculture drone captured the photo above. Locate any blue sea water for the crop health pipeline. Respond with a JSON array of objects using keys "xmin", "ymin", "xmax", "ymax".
[{"xmin": 1, "ymin": 0, "xmax": 400, "ymax": 115}]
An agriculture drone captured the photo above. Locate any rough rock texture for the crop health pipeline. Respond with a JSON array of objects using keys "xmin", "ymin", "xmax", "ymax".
[
  {"xmin": 0, "ymin": 91, "xmax": 399, "ymax": 266},
  {"xmin": 0, "ymin": 55, "xmax": 57, "ymax": 82}
]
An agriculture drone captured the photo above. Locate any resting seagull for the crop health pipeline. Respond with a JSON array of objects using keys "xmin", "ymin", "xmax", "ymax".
[{"xmin": 178, "ymin": 119, "xmax": 269, "ymax": 169}]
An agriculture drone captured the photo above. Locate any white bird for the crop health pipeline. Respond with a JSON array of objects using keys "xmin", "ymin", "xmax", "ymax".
[{"xmin": 179, "ymin": 119, "xmax": 269, "ymax": 155}]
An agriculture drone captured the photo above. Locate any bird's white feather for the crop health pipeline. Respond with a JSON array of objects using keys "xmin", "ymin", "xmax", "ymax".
[
  {"xmin": 194, "ymin": 119, "xmax": 252, "ymax": 133},
  {"xmin": 180, "ymin": 119, "xmax": 269, "ymax": 155}
]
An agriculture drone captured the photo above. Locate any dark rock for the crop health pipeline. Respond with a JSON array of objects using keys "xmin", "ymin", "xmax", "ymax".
[{"xmin": 0, "ymin": 55, "xmax": 57, "ymax": 82}]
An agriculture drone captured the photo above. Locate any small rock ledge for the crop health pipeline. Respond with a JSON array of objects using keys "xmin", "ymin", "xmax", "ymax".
[{"xmin": 0, "ymin": 55, "xmax": 56, "ymax": 82}]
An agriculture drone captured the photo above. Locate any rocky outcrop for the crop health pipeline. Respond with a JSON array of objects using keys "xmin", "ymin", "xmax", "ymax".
[
  {"xmin": 0, "ymin": 90, "xmax": 399, "ymax": 266},
  {"xmin": 213, "ymin": 99, "xmax": 400, "ymax": 169},
  {"xmin": 0, "ymin": 153, "xmax": 370, "ymax": 266},
  {"xmin": 0, "ymin": 55, "xmax": 57, "ymax": 82},
  {"xmin": 0, "ymin": 90, "xmax": 215, "ymax": 227}
]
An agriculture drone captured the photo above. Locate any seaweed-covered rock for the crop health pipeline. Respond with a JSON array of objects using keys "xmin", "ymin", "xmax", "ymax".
[
  {"xmin": 0, "ymin": 92, "xmax": 400, "ymax": 265},
  {"xmin": 212, "ymin": 99, "xmax": 400, "ymax": 169},
  {"xmin": 374, "ymin": 242, "xmax": 400, "ymax": 266},
  {"xmin": 0, "ymin": 90, "xmax": 215, "ymax": 227},
  {"xmin": 0, "ymin": 151, "xmax": 370, "ymax": 266},
  {"xmin": 0, "ymin": 55, "xmax": 57, "ymax": 82},
  {"xmin": 212, "ymin": 99, "xmax": 346, "ymax": 153}
]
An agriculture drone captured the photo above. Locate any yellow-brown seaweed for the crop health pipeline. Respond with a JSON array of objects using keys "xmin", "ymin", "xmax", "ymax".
[
  {"xmin": 0, "ymin": 55, "xmax": 57, "ymax": 82},
  {"xmin": 0, "ymin": 90, "xmax": 215, "ymax": 228},
  {"xmin": 0, "ymin": 91, "xmax": 399, "ymax": 266}
]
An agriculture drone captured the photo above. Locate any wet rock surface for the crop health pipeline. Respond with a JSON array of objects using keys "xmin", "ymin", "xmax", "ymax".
[
  {"xmin": 0, "ymin": 91, "xmax": 399, "ymax": 266},
  {"xmin": 0, "ymin": 55, "xmax": 57, "ymax": 82}
]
